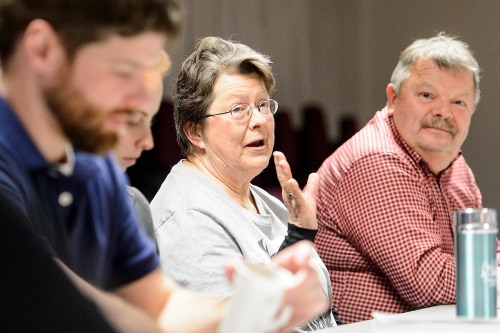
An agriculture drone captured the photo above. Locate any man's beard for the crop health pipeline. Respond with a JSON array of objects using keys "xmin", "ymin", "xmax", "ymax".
[{"xmin": 45, "ymin": 72, "xmax": 134, "ymax": 155}]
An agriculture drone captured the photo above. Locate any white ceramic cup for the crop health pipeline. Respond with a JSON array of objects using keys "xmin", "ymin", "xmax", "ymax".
[{"xmin": 219, "ymin": 261, "xmax": 296, "ymax": 333}]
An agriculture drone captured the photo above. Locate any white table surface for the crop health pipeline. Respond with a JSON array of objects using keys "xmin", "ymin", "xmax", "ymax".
[
  {"xmin": 314, "ymin": 267, "xmax": 500, "ymax": 332},
  {"xmin": 315, "ymin": 305, "xmax": 500, "ymax": 333}
]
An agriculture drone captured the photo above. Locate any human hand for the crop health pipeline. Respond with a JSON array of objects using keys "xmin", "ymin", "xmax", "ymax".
[
  {"xmin": 271, "ymin": 241, "xmax": 329, "ymax": 332},
  {"xmin": 224, "ymin": 242, "xmax": 328, "ymax": 332},
  {"xmin": 273, "ymin": 151, "xmax": 320, "ymax": 230}
]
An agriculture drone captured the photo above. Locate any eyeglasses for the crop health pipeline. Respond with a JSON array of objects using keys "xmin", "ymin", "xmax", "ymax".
[{"xmin": 203, "ymin": 99, "xmax": 279, "ymax": 122}]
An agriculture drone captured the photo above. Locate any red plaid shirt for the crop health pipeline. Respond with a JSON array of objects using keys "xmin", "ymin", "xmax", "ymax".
[{"xmin": 315, "ymin": 107, "xmax": 490, "ymax": 323}]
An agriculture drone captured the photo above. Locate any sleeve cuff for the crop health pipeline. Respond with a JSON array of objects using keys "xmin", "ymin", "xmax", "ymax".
[{"xmin": 278, "ymin": 223, "xmax": 318, "ymax": 252}]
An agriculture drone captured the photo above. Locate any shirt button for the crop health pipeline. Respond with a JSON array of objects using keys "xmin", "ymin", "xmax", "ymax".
[{"xmin": 58, "ymin": 192, "xmax": 73, "ymax": 207}]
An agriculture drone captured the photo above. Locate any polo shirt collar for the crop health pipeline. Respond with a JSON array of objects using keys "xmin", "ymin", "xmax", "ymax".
[
  {"xmin": 0, "ymin": 97, "xmax": 48, "ymax": 171},
  {"xmin": 54, "ymin": 145, "xmax": 76, "ymax": 176},
  {"xmin": 0, "ymin": 97, "xmax": 100, "ymax": 179}
]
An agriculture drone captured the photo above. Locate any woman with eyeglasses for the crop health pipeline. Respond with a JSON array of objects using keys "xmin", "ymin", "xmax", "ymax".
[{"xmin": 150, "ymin": 37, "xmax": 338, "ymax": 330}]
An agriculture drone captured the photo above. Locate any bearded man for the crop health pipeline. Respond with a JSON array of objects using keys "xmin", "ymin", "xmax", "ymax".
[{"xmin": 0, "ymin": 1, "xmax": 329, "ymax": 332}]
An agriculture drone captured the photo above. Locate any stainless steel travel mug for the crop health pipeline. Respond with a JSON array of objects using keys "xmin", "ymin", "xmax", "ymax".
[{"xmin": 454, "ymin": 208, "xmax": 497, "ymax": 319}]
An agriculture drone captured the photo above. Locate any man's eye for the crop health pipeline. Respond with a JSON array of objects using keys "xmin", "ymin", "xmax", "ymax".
[
  {"xmin": 127, "ymin": 115, "xmax": 145, "ymax": 126},
  {"xmin": 126, "ymin": 119, "xmax": 140, "ymax": 126},
  {"xmin": 114, "ymin": 71, "xmax": 132, "ymax": 79},
  {"xmin": 113, "ymin": 66, "xmax": 135, "ymax": 78},
  {"xmin": 422, "ymin": 92, "xmax": 431, "ymax": 98}
]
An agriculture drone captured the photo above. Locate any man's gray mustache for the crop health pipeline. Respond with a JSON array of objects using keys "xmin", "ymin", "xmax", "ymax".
[{"xmin": 421, "ymin": 117, "xmax": 457, "ymax": 135}]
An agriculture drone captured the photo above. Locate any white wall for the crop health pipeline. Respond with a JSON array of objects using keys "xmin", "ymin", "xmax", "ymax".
[{"xmin": 166, "ymin": 0, "xmax": 500, "ymax": 208}]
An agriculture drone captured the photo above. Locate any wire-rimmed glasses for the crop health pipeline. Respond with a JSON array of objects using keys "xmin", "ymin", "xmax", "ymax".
[{"xmin": 203, "ymin": 99, "xmax": 279, "ymax": 122}]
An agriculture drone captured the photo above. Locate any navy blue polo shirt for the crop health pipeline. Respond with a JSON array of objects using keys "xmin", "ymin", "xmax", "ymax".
[{"xmin": 0, "ymin": 97, "xmax": 159, "ymax": 290}]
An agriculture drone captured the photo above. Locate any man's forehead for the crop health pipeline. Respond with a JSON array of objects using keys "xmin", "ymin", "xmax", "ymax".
[{"xmin": 77, "ymin": 32, "xmax": 166, "ymax": 69}]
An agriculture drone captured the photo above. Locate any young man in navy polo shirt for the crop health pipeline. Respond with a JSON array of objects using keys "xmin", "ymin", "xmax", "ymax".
[{"xmin": 0, "ymin": 1, "xmax": 328, "ymax": 331}]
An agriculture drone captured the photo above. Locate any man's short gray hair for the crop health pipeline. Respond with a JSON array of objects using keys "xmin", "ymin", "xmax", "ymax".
[{"xmin": 390, "ymin": 32, "xmax": 481, "ymax": 104}]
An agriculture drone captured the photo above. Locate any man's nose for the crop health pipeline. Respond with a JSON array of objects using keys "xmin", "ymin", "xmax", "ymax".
[
  {"xmin": 432, "ymin": 100, "xmax": 453, "ymax": 118},
  {"xmin": 123, "ymin": 74, "xmax": 151, "ymax": 110},
  {"xmin": 139, "ymin": 128, "xmax": 155, "ymax": 151}
]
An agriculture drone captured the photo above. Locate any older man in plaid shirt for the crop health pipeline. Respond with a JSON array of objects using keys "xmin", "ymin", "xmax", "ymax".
[{"xmin": 315, "ymin": 32, "xmax": 500, "ymax": 323}]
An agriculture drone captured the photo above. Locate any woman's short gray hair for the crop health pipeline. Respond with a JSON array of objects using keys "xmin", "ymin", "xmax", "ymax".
[
  {"xmin": 390, "ymin": 32, "xmax": 481, "ymax": 104},
  {"xmin": 174, "ymin": 36, "xmax": 275, "ymax": 156}
]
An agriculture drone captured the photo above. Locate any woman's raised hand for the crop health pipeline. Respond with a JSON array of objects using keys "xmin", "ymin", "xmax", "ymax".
[{"xmin": 273, "ymin": 151, "xmax": 319, "ymax": 230}]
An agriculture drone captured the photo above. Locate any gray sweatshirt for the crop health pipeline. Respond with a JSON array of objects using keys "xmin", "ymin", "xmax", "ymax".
[{"xmin": 150, "ymin": 161, "xmax": 336, "ymax": 330}]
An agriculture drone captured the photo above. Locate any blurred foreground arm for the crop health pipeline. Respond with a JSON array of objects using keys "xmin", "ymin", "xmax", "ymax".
[
  {"xmin": 60, "ymin": 263, "xmax": 226, "ymax": 333},
  {"xmin": 63, "ymin": 242, "xmax": 323, "ymax": 333}
]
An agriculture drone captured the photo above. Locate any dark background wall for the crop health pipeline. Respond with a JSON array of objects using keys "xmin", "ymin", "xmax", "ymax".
[{"xmin": 151, "ymin": 0, "xmax": 500, "ymax": 207}]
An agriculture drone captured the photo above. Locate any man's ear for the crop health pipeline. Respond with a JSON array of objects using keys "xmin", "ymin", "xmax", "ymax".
[
  {"xmin": 183, "ymin": 122, "xmax": 206, "ymax": 149},
  {"xmin": 386, "ymin": 83, "xmax": 398, "ymax": 108},
  {"xmin": 22, "ymin": 19, "xmax": 67, "ymax": 81}
]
